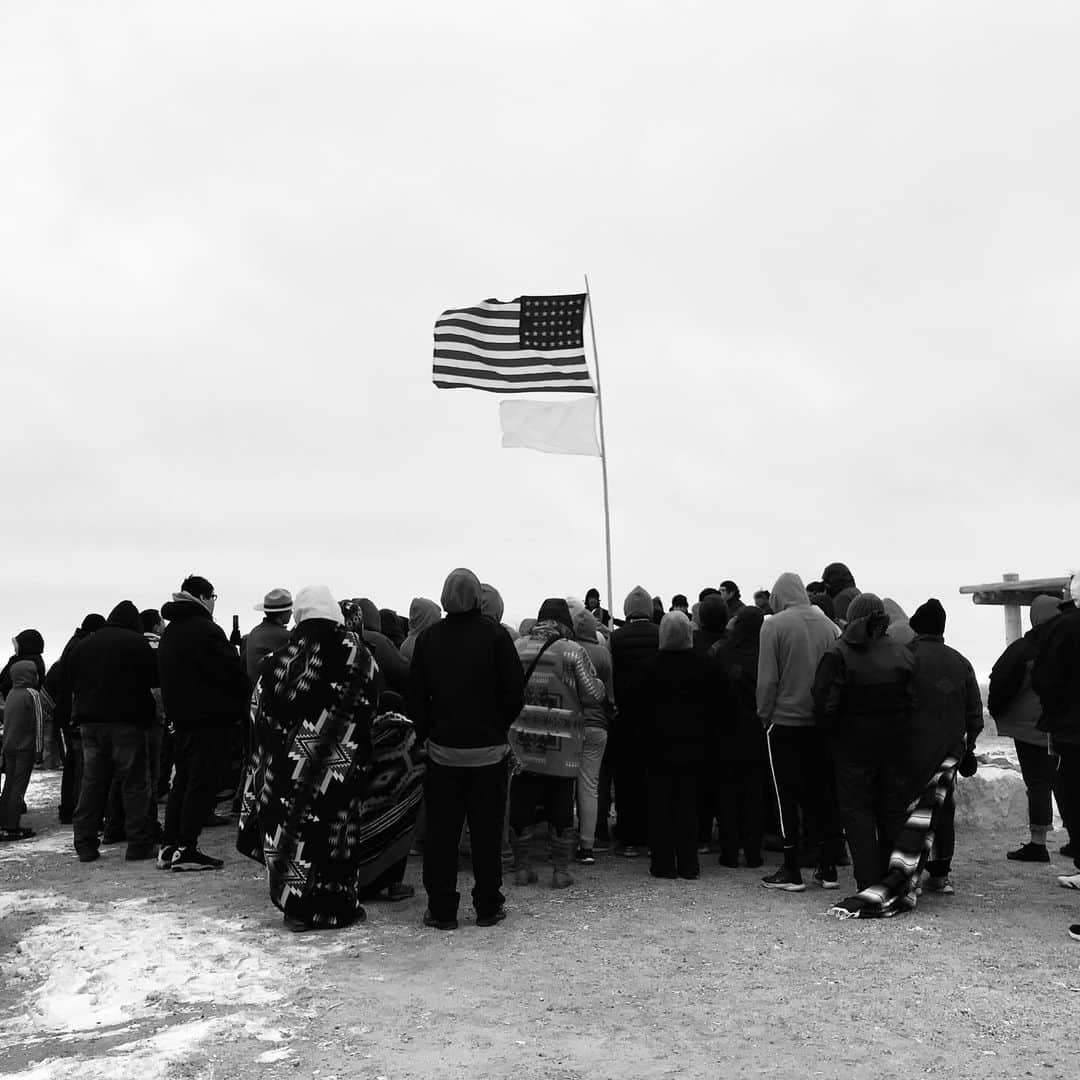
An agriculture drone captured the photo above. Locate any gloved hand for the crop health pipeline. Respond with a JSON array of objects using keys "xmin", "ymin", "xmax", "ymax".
[{"xmin": 958, "ymin": 747, "xmax": 978, "ymax": 778}]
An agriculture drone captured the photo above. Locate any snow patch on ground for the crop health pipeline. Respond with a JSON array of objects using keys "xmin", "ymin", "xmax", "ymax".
[
  {"xmin": 0, "ymin": 831, "xmax": 79, "ymax": 863},
  {"xmin": 0, "ymin": 891, "xmax": 309, "ymax": 1077}
]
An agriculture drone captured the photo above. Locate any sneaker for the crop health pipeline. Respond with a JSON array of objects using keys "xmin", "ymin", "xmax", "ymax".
[
  {"xmin": 551, "ymin": 869, "xmax": 574, "ymax": 889},
  {"xmin": 156, "ymin": 845, "xmax": 176, "ymax": 869},
  {"xmin": 615, "ymin": 845, "xmax": 640, "ymax": 858},
  {"xmin": 1062, "ymin": 842, "xmax": 1075, "ymax": 858},
  {"xmin": 592, "ymin": 839, "xmax": 611, "ymax": 854},
  {"xmin": 574, "ymin": 847, "xmax": 596, "ymax": 865},
  {"xmin": 1069, "ymin": 924, "xmax": 1080, "ymax": 942},
  {"xmin": 717, "ymin": 854, "xmax": 740, "ymax": 869},
  {"xmin": 125, "ymin": 845, "xmax": 159, "ymax": 862},
  {"xmin": 423, "ymin": 909, "xmax": 457, "ymax": 931},
  {"xmin": 170, "ymin": 847, "xmax": 224, "ymax": 871},
  {"xmin": 924, "ymin": 875, "xmax": 955, "ymax": 895},
  {"xmin": 761, "ymin": 867, "xmax": 805, "ymax": 892},
  {"xmin": 1058, "ymin": 871, "xmax": 1080, "ymax": 890},
  {"xmin": 384, "ymin": 883, "xmax": 415, "ymax": 902},
  {"xmin": 814, "ymin": 865, "xmax": 839, "ymax": 890},
  {"xmin": 476, "ymin": 906, "xmax": 507, "ymax": 927},
  {"xmin": 745, "ymin": 854, "xmax": 764, "ymax": 869},
  {"xmin": 76, "ymin": 847, "xmax": 100, "ymax": 863},
  {"xmin": 1007, "ymin": 842, "xmax": 1050, "ymax": 863}
]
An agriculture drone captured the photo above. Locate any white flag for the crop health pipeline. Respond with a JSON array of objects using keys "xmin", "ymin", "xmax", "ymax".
[{"xmin": 499, "ymin": 398, "xmax": 601, "ymax": 457}]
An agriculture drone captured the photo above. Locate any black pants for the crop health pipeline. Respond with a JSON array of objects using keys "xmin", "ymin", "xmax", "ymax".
[
  {"xmin": 696, "ymin": 764, "xmax": 716, "ymax": 845},
  {"xmin": 1014, "ymin": 740, "xmax": 1066, "ymax": 831},
  {"xmin": 0, "ymin": 750, "xmax": 35, "ymax": 830},
  {"xmin": 1058, "ymin": 743, "xmax": 1080, "ymax": 870},
  {"xmin": 925, "ymin": 789, "xmax": 956, "ymax": 878},
  {"xmin": 833, "ymin": 747, "xmax": 909, "ymax": 891},
  {"xmin": 106, "ymin": 718, "xmax": 164, "ymax": 837},
  {"xmin": 59, "ymin": 735, "xmax": 83, "ymax": 820},
  {"xmin": 509, "ymin": 771, "xmax": 574, "ymax": 833},
  {"xmin": 716, "ymin": 761, "xmax": 764, "ymax": 861},
  {"xmin": 647, "ymin": 766, "xmax": 698, "ymax": 878},
  {"xmin": 163, "ymin": 728, "xmax": 227, "ymax": 851},
  {"xmin": 767, "ymin": 725, "xmax": 843, "ymax": 866},
  {"xmin": 422, "ymin": 760, "xmax": 507, "ymax": 921},
  {"xmin": 597, "ymin": 741, "xmax": 615, "ymax": 838},
  {"xmin": 614, "ymin": 734, "xmax": 648, "ymax": 846},
  {"xmin": 74, "ymin": 723, "xmax": 152, "ymax": 852}
]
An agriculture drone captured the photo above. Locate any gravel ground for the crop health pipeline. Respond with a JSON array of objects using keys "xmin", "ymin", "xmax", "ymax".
[{"xmin": 2, "ymin": 769, "xmax": 1079, "ymax": 1080}]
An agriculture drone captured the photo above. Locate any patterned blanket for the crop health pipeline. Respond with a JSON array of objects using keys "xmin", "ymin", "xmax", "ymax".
[{"xmin": 829, "ymin": 754, "xmax": 960, "ymax": 920}]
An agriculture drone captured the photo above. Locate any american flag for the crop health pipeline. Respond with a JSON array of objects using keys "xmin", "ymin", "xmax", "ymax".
[{"xmin": 433, "ymin": 294, "xmax": 595, "ymax": 393}]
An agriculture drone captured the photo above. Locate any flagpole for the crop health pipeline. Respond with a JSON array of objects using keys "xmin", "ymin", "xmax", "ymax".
[{"xmin": 584, "ymin": 274, "xmax": 614, "ymax": 618}]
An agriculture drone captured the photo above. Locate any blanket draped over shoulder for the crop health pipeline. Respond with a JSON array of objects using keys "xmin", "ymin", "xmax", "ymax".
[
  {"xmin": 829, "ymin": 755, "xmax": 960, "ymax": 920},
  {"xmin": 237, "ymin": 621, "xmax": 378, "ymax": 928}
]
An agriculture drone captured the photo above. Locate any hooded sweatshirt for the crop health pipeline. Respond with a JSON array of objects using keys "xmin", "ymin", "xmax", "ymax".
[
  {"xmin": 693, "ymin": 595, "xmax": 729, "ymax": 656},
  {"xmin": 408, "ymin": 567, "xmax": 525, "ymax": 764},
  {"xmin": 68, "ymin": 601, "xmax": 158, "ymax": 727},
  {"xmin": 400, "ymin": 597, "xmax": 442, "ymax": 663},
  {"xmin": 481, "ymin": 584, "xmax": 519, "ymax": 641},
  {"xmin": 822, "ymin": 563, "xmax": 857, "ymax": 599},
  {"xmin": 343, "ymin": 597, "xmax": 409, "ymax": 692},
  {"xmin": 756, "ymin": 572, "xmax": 840, "ymax": 727},
  {"xmin": 2, "ymin": 660, "xmax": 44, "ymax": 752},
  {"xmin": 573, "ymin": 610, "xmax": 613, "ymax": 728}
]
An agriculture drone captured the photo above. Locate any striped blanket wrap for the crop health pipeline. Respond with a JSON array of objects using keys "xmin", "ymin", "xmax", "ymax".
[{"xmin": 828, "ymin": 755, "xmax": 960, "ymax": 920}]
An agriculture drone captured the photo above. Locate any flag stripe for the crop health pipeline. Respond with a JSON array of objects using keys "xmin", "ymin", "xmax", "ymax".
[
  {"xmin": 434, "ymin": 333, "xmax": 525, "ymax": 349},
  {"xmin": 434, "ymin": 347, "xmax": 588, "ymax": 367},
  {"xmin": 434, "ymin": 377, "xmax": 595, "ymax": 393},
  {"xmin": 434, "ymin": 358, "xmax": 589, "ymax": 376},
  {"xmin": 439, "ymin": 303, "xmax": 520, "ymax": 318},
  {"xmin": 433, "ymin": 365, "xmax": 592, "ymax": 383},
  {"xmin": 434, "ymin": 320, "xmax": 519, "ymax": 336}
]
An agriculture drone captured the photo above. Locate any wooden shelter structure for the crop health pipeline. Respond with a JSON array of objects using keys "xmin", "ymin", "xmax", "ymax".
[{"xmin": 959, "ymin": 572, "xmax": 1071, "ymax": 644}]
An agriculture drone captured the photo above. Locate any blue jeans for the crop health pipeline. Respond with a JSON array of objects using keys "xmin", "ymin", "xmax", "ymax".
[{"xmin": 576, "ymin": 726, "xmax": 608, "ymax": 848}]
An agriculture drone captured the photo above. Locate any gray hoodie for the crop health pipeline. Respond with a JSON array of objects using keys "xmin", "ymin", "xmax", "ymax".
[{"xmin": 756, "ymin": 572, "xmax": 840, "ymax": 727}]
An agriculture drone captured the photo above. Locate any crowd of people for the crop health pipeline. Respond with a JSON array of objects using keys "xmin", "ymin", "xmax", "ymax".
[{"xmin": 2, "ymin": 563, "xmax": 1079, "ymax": 939}]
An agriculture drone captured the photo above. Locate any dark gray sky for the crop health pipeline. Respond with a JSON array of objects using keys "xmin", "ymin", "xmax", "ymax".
[{"xmin": 3, "ymin": 2, "xmax": 1078, "ymax": 674}]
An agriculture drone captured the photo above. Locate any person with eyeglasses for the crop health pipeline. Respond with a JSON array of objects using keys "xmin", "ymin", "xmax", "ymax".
[{"xmin": 157, "ymin": 574, "xmax": 250, "ymax": 871}]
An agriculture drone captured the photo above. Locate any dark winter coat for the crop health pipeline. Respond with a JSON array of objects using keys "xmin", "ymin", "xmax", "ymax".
[
  {"xmin": 989, "ymin": 616, "xmax": 1059, "ymax": 744},
  {"xmin": 407, "ymin": 611, "xmax": 525, "ymax": 749},
  {"xmin": 639, "ymin": 650, "xmax": 712, "ymax": 769},
  {"xmin": 611, "ymin": 619, "xmax": 660, "ymax": 717},
  {"xmin": 693, "ymin": 595, "xmax": 729, "ymax": 657},
  {"xmin": 1033, "ymin": 608, "xmax": 1080, "ymax": 746},
  {"xmin": 708, "ymin": 609, "xmax": 766, "ymax": 764},
  {"xmin": 244, "ymin": 619, "xmax": 292, "ymax": 683},
  {"xmin": 67, "ymin": 602, "xmax": 158, "ymax": 728},
  {"xmin": 159, "ymin": 597, "xmax": 250, "ymax": 730},
  {"xmin": 906, "ymin": 634, "xmax": 984, "ymax": 787},
  {"xmin": 812, "ymin": 617, "xmax": 917, "ymax": 759}
]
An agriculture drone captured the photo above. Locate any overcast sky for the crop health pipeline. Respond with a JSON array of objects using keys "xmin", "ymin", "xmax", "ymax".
[{"xmin": 2, "ymin": 2, "xmax": 1078, "ymax": 676}]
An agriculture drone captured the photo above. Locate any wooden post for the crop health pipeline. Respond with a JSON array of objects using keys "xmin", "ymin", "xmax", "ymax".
[{"xmin": 1002, "ymin": 571, "xmax": 1022, "ymax": 644}]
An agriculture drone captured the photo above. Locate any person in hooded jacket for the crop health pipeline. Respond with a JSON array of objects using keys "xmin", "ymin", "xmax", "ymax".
[
  {"xmin": 68, "ymin": 601, "xmax": 159, "ymax": 862},
  {"xmin": 48, "ymin": 614, "xmax": 106, "ymax": 823},
  {"xmin": 511, "ymin": 600, "xmax": 605, "ymax": 889},
  {"xmin": 0, "ymin": 660, "xmax": 44, "ymax": 840},
  {"xmin": 990, "ymin": 594, "xmax": 1067, "ymax": 862},
  {"xmin": 812, "ymin": 593, "xmax": 917, "ymax": 893},
  {"xmin": 822, "ymin": 563, "xmax": 857, "ymax": 601},
  {"xmin": 158, "ymin": 575, "xmax": 250, "ymax": 872},
  {"xmin": 640, "ymin": 612, "xmax": 712, "ymax": 879},
  {"xmin": 709, "ymin": 607, "xmax": 767, "ymax": 868},
  {"xmin": 758, "ymin": 572, "xmax": 842, "ymax": 892},
  {"xmin": 610, "ymin": 586, "xmax": 661, "ymax": 857},
  {"xmin": 480, "ymin": 583, "xmax": 520, "ymax": 642},
  {"xmin": 408, "ymin": 568, "xmax": 525, "ymax": 930},
  {"xmin": 1032, "ymin": 576, "xmax": 1080, "ymax": 908},
  {"xmin": 0, "ymin": 630, "xmax": 46, "ymax": 701},
  {"xmin": 692, "ymin": 594, "xmax": 729, "ymax": 848},
  {"xmin": 584, "ymin": 587, "xmax": 611, "ymax": 628},
  {"xmin": 400, "ymin": 597, "xmax": 442, "ymax": 664},
  {"xmin": 571, "ymin": 609, "xmax": 613, "ymax": 864},
  {"xmin": 905, "ymin": 599, "xmax": 983, "ymax": 894},
  {"xmin": 346, "ymin": 598, "xmax": 410, "ymax": 694}
]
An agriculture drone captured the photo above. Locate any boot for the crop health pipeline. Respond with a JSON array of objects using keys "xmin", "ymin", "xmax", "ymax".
[
  {"xmin": 549, "ymin": 827, "xmax": 575, "ymax": 889},
  {"xmin": 511, "ymin": 827, "xmax": 537, "ymax": 886}
]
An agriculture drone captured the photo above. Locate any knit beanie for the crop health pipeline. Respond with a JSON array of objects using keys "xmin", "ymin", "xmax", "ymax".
[
  {"xmin": 538, "ymin": 598, "xmax": 573, "ymax": 629},
  {"xmin": 909, "ymin": 598, "xmax": 947, "ymax": 636},
  {"xmin": 623, "ymin": 586, "xmax": 653, "ymax": 620},
  {"xmin": 659, "ymin": 611, "xmax": 693, "ymax": 651},
  {"xmin": 845, "ymin": 592, "xmax": 884, "ymax": 623},
  {"xmin": 1031, "ymin": 594, "xmax": 1061, "ymax": 628},
  {"xmin": 573, "ymin": 609, "xmax": 599, "ymax": 643}
]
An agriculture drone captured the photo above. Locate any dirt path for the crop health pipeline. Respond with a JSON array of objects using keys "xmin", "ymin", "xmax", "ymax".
[{"xmin": 2, "ymin": 770, "xmax": 1078, "ymax": 1079}]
